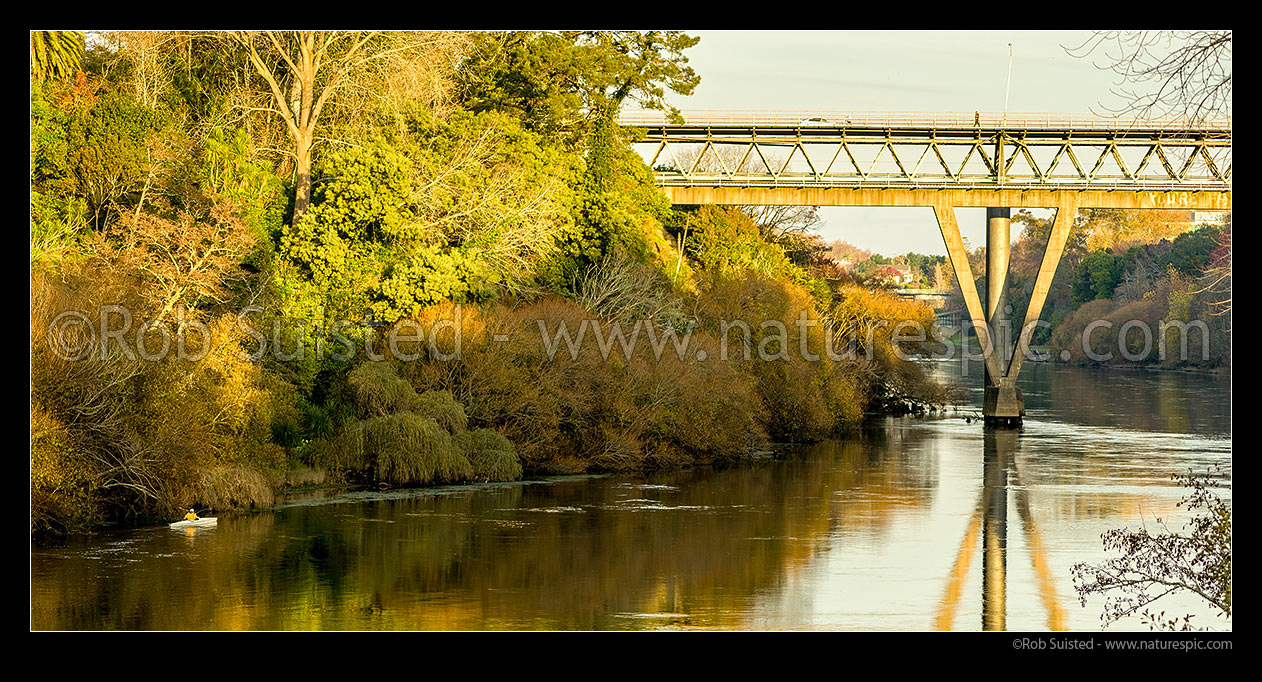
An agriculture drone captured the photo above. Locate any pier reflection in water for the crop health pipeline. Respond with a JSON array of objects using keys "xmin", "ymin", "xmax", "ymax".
[{"xmin": 934, "ymin": 428, "xmax": 1067, "ymax": 631}]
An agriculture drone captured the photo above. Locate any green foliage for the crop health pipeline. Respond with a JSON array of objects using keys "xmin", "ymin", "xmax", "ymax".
[
  {"xmin": 678, "ymin": 205, "xmax": 832, "ymax": 308},
  {"xmin": 405, "ymin": 108, "xmax": 581, "ymax": 289},
  {"xmin": 302, "ymin": 402, "xmax": 337, "ymax": 442},
  {"xmin": 30, "ymin": 31, "xmax": 84, "ymax": 82},
  {"xmin": 1072, "ymin": 249, "xmax": 1126, "ymax": 304},
  {"xmin": 201, "ymin": 127, "xmax": 286, "ymax": 264},
  {"xmin": 1162, "ymin": 224, "xmax": 1222, "ymax": 276},
  {"xmin": 318, "ymin": 413, "xmax": 472, "ymax": 486},
  {"xmin": 279, "ymin": 139, "xmax": 412, "ymax": 319},
  {"xmin": 903, "ymin": 252, "xmax": 947, "ymax": 285},
  {"xmin": 162, "ymin": 37, "xmax": 249, "ymax": 123},
  {"xmin": 31, "ymin": 191, "xmax": 90, "ymax": 270},
  {"xmin": 347, "ymin": 360, "xmax": 419, "ymax": 417},
  {"xmin": 458, "ymin": 31, "xmax": 701, "ymax": 142},
  {"xmin": 281, "ymin": 113, "xmax": 580, "ymax": 324},
  {"xmin": 291, "ymin": 140, "xmax": 414, "ymax": 248},
  {"xmin": 271, "ymin": 418, "xmax": 301, "ymax": 449},
  {"xmin": 372, "ymin": 244, "xmax": 495, "ymax": 324},
  {"xmin": 540, "ymin": 113, "xmax": 672, "ymax": 291},
  {"xmin": 453, "ymin": 429, "xmax": 523, "ymax": 481},
  {"xmin": 683, "ymin": 205, "xmax": 788, "ymax": 274},
  {"xmin": 854, "ymin": 253, "xmax": 892, "ymax": 276},
  {"xmin": 60, "ymin": 90, "xmax": 166, "ymax": 226},
  {"xmin": 412, "ymin": 390, "xmax": 469, "ymax": 434},
  {"xmin": 30, "ymin": 83, "xmax": 72, "ymax": 191},
  {"xmin": 458, "ymin": 32, "xmax": 588, "ymax": 141}
]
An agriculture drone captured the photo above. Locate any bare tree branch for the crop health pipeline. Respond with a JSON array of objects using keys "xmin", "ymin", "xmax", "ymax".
[{"xmin": 1064, "ymin": 31, "xmax": 1231, "ymax": 124}]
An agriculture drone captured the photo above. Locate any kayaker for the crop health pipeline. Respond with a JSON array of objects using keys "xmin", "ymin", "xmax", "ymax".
[{"xmin": 184, "ymin": 508, "xmax": 199, "ymax": 521}]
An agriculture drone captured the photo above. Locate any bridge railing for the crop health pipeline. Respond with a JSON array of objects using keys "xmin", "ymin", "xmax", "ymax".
[{"xmin": 619, "ymin": 110, "xmax": 1232, "ymax": 132}]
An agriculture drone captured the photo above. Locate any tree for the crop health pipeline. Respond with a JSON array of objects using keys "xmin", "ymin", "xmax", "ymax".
[
  {"xmin": 1197, "ymin": 223, "xmax": 1230, "ymax": 321},
  {"xmin": 1163, "ymin": 224, "xmax": 1223, "ymax": 276},
  {"xmin": 459, "ymin": 31, "xmax": 701, "ymax": 143},
  {"xmin": 97, "ymin": 196, "xmax": 255, "ymax": 321},
  {"xmin": 1065, "ymin": 31, "xmax": 1231, "ymax": 123},
  {"xmin": 229, "ymin": 31, "xmax": 461, "ymax": 226},
  {"xmin": 1072, "ymin": 468, "xmax": 1231, "ymax": 630},
  {"xmin": 62, "ymin": 90, "xmax": 166, "ymax": 228},
  {"xmin": 1076, "ymin": 208, "xmax": 1187, "ymax": 253},
  {"xmin": 1071, "ymin": 250, "xmax": 1126, "ymax": 304},
  {"xmin": 279, "ymin": 109, "xmax": 579, "ymax": 324},
  {"xmin": 30, "ymin": 30, "xmax": 84, "ymax": 82},
  {"xmin": 742, "ymin": 205, "xmax": 822, "ymax": 240}
]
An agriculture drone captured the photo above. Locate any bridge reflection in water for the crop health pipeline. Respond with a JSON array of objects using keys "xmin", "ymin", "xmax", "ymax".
[{"xmin": 934, "ymin": 429, "xmax": 1067, "ymax": 631}]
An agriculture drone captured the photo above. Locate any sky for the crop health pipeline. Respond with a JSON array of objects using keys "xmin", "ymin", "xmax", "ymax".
[{"xmin": 654, "ymin": 30, "xmax": 1155, "ymax": 256}]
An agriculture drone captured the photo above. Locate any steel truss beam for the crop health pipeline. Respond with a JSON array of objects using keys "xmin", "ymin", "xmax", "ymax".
[{"xmin": 635, "ymin": 121, "xmax": 1231, "ymax": 192}]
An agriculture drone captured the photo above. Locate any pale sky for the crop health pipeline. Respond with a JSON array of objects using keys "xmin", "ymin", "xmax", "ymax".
[{"xmin": 657, "ymin": 30, "xmax": 1175, "ymax": 256}]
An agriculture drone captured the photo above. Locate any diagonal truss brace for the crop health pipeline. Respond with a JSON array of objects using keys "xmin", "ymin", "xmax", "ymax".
[
  {"xmin": 933, "ymin": 204, "xmax": 1002, "ymax": 381},
  {"xmin": 1006, "ymin": 201, "xmax": 1078, "ymax": 380},
  {"xmin": 933, "ymin": 201, "xmax": 1078, "ymax": 385}
]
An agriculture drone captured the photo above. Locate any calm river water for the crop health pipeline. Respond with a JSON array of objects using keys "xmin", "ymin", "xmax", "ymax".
[{"xmin": 30, "ymin": 362, "xmax": 1231, "ymax": 631}]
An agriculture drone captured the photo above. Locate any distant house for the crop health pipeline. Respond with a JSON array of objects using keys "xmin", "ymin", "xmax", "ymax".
[
  {"xmin": 875, "ymin": 264, "xmax": 915, "ymax": 286},
  {"xmin": 831, "ymin": 257, "xmax": 855, "ymax": 271}
]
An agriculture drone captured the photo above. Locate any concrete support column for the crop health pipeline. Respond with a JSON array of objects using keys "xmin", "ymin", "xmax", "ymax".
[
  {"xmin": 984, "ymin": 208, "xmax": 1023, "ymax": 426},
  {"xmin": 985, "ymin": 208, "xmax": 1011, "ymax": 384}
]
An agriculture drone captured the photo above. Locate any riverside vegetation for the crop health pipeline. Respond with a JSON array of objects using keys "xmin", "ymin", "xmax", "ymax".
[{"xmin": 25, "ymin": 31, "xmax": 984, "ymax": 536}]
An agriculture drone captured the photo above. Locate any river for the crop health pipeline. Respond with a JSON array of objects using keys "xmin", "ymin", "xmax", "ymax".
[{"xmin": 30, "ymin": 362, "xmax": 1232, "ymax": 631}]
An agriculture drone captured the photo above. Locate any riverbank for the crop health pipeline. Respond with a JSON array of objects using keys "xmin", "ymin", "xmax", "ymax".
[{"xmin": 32, "ymin": 364, "xmax": 1232, "ymax": 630}]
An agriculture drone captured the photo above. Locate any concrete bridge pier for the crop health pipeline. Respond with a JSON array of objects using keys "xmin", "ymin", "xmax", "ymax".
[{"xmin": 984, "ymin": 208, "xmax": 1024, "ymax": 428}]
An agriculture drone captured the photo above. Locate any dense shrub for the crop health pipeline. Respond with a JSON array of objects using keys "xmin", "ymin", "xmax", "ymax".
[
  {"xmin": 317, "ymin": 413, "xmax": 472, "ymax": 486},
  {"xmin": 1072, "ymin": 250, "xmax": 1127, "ymax": 304},
  {"xmin": 454, "ymin": 428, "xmax": 523, "ymax": 481},
  {"xmin": 400, "ymin": 299, "xmax": 770, "ymax": 473},
  {"xmin": 31, "ymin": 405, "xmax": 99, "ymax": 535},
  {"xmin": 412, "ymin": 389, "xmax": 469, "ymax": 434},
  {"xmin": 347, "ymin": 360, "xmax": 419, "ymax": 417},
  {"xmin": 1050, "ymin": 274, "xmax": 1227, "ymax": 368},
  {"xmin": 694, "ymin": 270, "xmax": 901, "ymax": 440},
  {"xmin": 1051, "ymin": 298, "xmax": 1118, "ymax": 364},
  {"xmin": 30, "ymin": 269, "xmax": 289, "ymax": 529}
]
